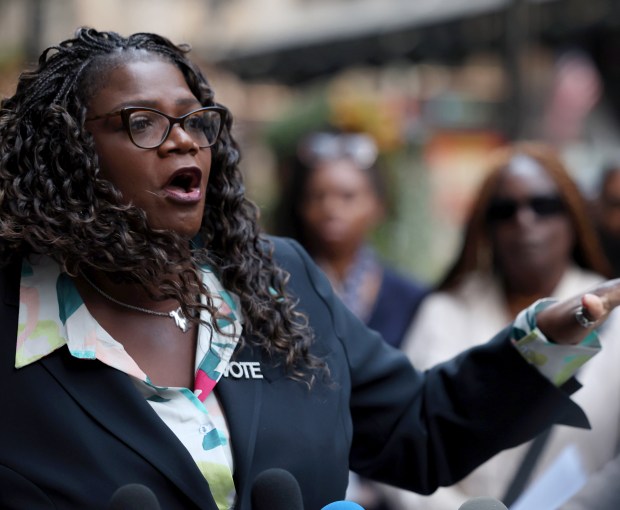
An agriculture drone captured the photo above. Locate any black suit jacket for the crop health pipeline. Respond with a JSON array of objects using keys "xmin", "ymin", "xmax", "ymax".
[{"xmin": 0, "ymin": 237, "xmax": 588, "ymax": 509}]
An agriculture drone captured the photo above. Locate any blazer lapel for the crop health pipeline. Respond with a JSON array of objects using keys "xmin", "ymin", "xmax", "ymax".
[
  {"xmin": 216, "ymin": 346, "xmax": 263, "ymax": 507},
  {"xmin": 2, "ymin": 259, "xmax": 20, "ymax": 307},
  {"xmin": 40, "ymin": 349, "xmax": 219, "ymax": 509}
]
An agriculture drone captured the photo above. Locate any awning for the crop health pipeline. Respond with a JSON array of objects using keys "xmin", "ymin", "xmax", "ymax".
[{"xmin": 209, "ymin": 0, "xmax": 614, "ymax": 84}]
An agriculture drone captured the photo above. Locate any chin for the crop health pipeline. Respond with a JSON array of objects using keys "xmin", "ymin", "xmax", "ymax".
[
  {"xmin": 177, "ymin": 225, "xmax": 203, "ymax": 240},
  {"xmin": 149, "ymin": 220, "xmax": 202, "ymax": 240}
]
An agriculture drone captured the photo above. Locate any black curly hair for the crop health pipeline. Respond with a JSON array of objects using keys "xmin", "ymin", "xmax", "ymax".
[{"xmin": 0, "ymin": 27, "xmax": 323, "ymax": 383}]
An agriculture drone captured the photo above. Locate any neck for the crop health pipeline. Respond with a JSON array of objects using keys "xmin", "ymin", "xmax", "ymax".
[
  {"xmin": 77, "ymin": 270, "xmax": 181, "ymax": 314},
  {"xmin": 502, "ymin": 271, "xmax": 564, "ymax": 318},
  {"xmin": 314, "ymin": 248, "xmax": 361, "ymax": 282}
]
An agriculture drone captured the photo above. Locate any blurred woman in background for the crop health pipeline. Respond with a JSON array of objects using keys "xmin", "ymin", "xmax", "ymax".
[
  {"xmin": 395, "ymin": 141, "xmax": 620, "ymax": 509},
  {"xmin": 274, "ymin": 130, "xmax": 428, "ymax": 510},
  {"xmin": 276, "ymin": 130, "xmax": 428, "ymax": 350}
]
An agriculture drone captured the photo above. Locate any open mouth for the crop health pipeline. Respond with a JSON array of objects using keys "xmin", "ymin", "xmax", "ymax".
[
  {"xmin": 161, "ymin": 167, "xmax": 203, "ymax": 203},
  {"xmin": 166, "ymin": 168, "xmax": 202, "ymax": 192}
]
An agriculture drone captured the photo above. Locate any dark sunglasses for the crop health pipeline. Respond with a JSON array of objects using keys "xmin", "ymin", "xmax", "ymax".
[{"xmin": 486, "ymin": 195, "xmax": 566, "ymax": 222}]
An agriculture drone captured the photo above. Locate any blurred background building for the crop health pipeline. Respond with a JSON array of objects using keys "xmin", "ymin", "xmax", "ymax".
[{"xmin": 1, "ymin": 0, "xmax": 619, "ymax": 282}]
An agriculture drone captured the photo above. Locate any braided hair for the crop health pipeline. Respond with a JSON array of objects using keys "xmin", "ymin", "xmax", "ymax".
[{"xmin": 0, "ymin": 27, "xmax": 323, "ymax": 383}]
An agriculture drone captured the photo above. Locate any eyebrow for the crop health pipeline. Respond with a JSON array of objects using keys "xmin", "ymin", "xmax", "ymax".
[{"xmin": 110, "ymin": 97, "xmax": 202, "ymax": 111}]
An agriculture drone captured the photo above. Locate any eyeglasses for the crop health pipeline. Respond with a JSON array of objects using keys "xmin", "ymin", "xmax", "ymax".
[
  {"xmin": 297, "ymin": 132, "xmax": 378, "ymax": 169},
  {"xmin": 486, "ymin": 195, "xmax": 566, "ymax": 222},
  {"xmin": 86, "ymin": 106, "xmax": 226, "ymax": 149}
]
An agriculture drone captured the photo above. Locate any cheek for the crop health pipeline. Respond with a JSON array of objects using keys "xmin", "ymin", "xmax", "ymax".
[
  {"xmin": 350, "ymin": 205, "xmax": 379, "ymax": 232},
  {"xmin": 98, "ymin": 157, "xmax": 134, "ymax": 188},
  {"xmin": 97, "ymin": 155, "xmax": 117, "ymax": 182},
  {"xmin": 490, "ymin": 228, "xmax": 508, "ymax": 254},
  {"xmin": 551, "ymin": 220, "xmax": 576, "ymax": 253},
  {"xmin": 96, "ymin": 149, "xmax": 148, "ymax": 203},
  {"xmin": 200, "ymin": 151, "xmax": 213, "ymax": 189},
  {"xmin": 359, "ymin": 197, "xmax": 383, "ymax": 224},
  {"xmin": 96, "ymin": 150, "xmax": 118, "ymax": 183},
  {"xmin": 300, "ymin": 205, "xmax": 326, "ymax": 232},
  {"xmin": 606, "ymin": 210, "xmax": 620, "ymax": 230},
  {"xmin": 95, "ymin": 140, "xmax": 131, "ymax": 180},
  {"xmin": 300, "ymin": 193, "xmax": 327, "ymax": 218}
]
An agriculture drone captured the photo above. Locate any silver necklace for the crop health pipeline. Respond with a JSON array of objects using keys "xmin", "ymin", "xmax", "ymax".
[{"xmin": 80, "ymin": 271, "xmax": 191, "ymax": 333}]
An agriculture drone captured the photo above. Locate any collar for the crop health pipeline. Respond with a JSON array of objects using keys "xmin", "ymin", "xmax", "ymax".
[{"xmin": 15, "ymin": 257, "xmax": 242, "ymax": 396}]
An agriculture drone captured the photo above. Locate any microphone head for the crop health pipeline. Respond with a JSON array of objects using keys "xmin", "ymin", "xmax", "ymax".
[
  {"xmin": 251, "ymin": 468, "xmax": 304, "ymax": 510},
  {"xmin": 321, "ymin": 501, "xmax": 365, "ymax": 510},
  {"xmin": 108, "ymin": 483, "xmax": 161, "ymax": 510},
  {"xmin": 458, "ymin": 496, "xmax": 508, "ymax": 510}
]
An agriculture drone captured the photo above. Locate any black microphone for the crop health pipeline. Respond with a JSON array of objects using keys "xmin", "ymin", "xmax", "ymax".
[
  {"xmin": 321, "ymin": 501, "xmax": 365, "ymax": 509},
  {"xmin": 458, "ymin": 496, "xmax": 508, "ymax": 510},
  {"xmin": 251, "ymin": 468, "xmax": 304, "ymax": 510},
  {"xmin": 108, "ymin": 483, "xmax": 161, "ymax": 510}
]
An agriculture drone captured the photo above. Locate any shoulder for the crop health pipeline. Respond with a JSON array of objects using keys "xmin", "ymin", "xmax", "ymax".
[
  {"xmin": 260, "ymin": 235, "xmax": 306, "ymax": 265},
  {"xmin": 261, "ymin": 235, "xmax": 335, "ymax": 307},
  {"xmin": 553, "ymin": 265, "xmax": 606, "ymax": 299},
  {"xmin": 409, "ymin": 273, "xmax": 502, "ymax": 333},
  {"xmin": 566, "ymin": 265, "xmax": 606, "ymax": 287},
  {"xmin": 262, "ymin": 236, "xmax": 389, "ymax": 354},
  {"xmin": 262, "ymin": 236, "xmax": 320, "ymax": 281}
]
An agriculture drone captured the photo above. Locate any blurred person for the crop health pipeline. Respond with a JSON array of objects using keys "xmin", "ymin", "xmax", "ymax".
[
  {"xmin": 277, "ymin": 130, "xmax": 429, "ymax": 349},
  {"xmin": 595, "ymin": 163, "xmax": 620, "ymax": 277},
  {"xmin": 275, "ymin": 130, "xmax": 428, "ymax": 510},
  {"xmin": 393, "ymin": 141, "xmax": 619, "ymax": 509}
]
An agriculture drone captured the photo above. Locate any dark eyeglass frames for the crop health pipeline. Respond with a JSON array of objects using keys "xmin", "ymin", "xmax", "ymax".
[
  {"xmin": 486, "ymin": 195, "xmax": 566, "ymax": 223},
  {"xmin": 86, "ymin": 106, "xmax": 226, "ymax": 150}
]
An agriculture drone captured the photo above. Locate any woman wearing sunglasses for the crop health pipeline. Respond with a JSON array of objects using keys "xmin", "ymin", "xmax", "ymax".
[
  {"xmin": 397, "ymin": 142, "xmax": 620, "ymax": 510},
  {"xmin": 3, "ymin": 29, "xmax": 620, "ymax": 510}
]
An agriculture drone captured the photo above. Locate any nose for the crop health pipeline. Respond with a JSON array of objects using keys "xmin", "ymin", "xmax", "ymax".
[
  {"xmin": 513, "ymin": 203, "xmax": 538, "ymax": 227},
  {"xmin": 159, "ymin": 123, "xmax": 198, "ymax": 154},
  {"xmin": 317, "ymin": 194, "xmax": 343, "ymax": 217}
]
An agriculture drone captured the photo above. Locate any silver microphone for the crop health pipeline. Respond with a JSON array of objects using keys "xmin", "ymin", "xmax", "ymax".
[{"xmin": 458, "ymin": 496, "xmax": 508, "ymax": 510}]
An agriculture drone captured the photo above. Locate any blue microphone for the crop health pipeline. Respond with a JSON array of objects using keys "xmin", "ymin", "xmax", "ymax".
[{"xmin": 321, "ymin": 502, "xmax": 365, "ymax": 510}]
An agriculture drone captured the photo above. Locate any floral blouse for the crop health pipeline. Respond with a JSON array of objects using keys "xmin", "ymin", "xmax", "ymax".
[{"xmin": 16, "ymin": 256, "xmax": 242, "ymax": 510}]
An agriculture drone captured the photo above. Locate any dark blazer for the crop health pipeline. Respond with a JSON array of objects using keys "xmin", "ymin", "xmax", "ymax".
[{"xmin": 0, "ymin": 237, "xmax": 588, "ymax": 510}]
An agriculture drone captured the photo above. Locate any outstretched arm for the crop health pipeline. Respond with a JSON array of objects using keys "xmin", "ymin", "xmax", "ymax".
[{"xmin": 537, "ymin": 279, "xmax": 620, "ymax": 345}]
